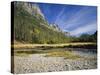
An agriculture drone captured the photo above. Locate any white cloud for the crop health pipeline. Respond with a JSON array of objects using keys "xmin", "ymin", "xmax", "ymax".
[
  {"xmin": 64, "ymin": 7, "xmax": 96, "ymax": 29},
  {"xmin": 52, "ymin": 6, "xmax": 97, "ymax": 36},
  {"xmin": 54, "ymin": 7, "xmax": 65, "ymax": 24},
  {"xmin": 70, "ymin": 22, "xmax": 97, "ymax": 36},
  {"xmin": 54, "ymin": 7, "xmax": 96, "ymax": 31}
]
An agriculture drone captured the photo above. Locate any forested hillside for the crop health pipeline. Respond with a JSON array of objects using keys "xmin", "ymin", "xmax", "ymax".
[
  {"xmin": 70, "ymin": 31, "xmax": 97, "ymax": 42},
  {"xmin": 13, "ymin": 2, "xmax": 97, "ymax": 44},
  {"xmin": 14, "ymin": 2, "xmax": 70, "ymax": 44}
]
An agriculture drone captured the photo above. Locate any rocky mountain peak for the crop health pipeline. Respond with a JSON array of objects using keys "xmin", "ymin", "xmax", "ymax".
[
  {"xmin": 14, "ymin": 2, "xmax": 45, "ymax": 19},
  {"xmin": 50, "ymin": 23, "xmax": 61, "ymax": 31},
  {"xmin": 24, "ymin": 2, "xmax": 44, "ymax": 18}
]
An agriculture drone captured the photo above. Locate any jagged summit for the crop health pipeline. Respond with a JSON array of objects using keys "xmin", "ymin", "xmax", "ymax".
[{"xmin": 50, "ymin": 23, "xmax": 61, "ymax": 31}]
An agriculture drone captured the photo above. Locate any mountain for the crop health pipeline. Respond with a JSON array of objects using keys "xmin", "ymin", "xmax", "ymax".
[
  {"xmin": 13, "ymin": 1, "xmax": 70, "ymax": 44},
  {"xmin": 50, "ymin": 23, "xmax": 61, "ymax": 31},
  {"xmin": 14, "ymin": 2, "xmax": 45, "ymax": 19}
]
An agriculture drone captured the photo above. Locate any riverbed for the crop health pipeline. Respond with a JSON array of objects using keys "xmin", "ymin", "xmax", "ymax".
[{"xmin": 13, "ymin": 48, "xmax": 97, "ymax": 74}]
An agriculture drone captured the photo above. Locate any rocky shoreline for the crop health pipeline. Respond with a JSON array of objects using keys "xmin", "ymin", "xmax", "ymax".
[{"xmin": 14, "ymin": 53, "xmax": 97, "ymax": 74}]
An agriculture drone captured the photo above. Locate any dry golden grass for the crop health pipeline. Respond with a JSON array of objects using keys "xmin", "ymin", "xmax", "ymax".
[
  {"xmin": 45, "ymin": 50, "xmax": 81, "ymax": 59},
  {"xmin": 12, "ymin": 42, "xmax": 96, "ymax": 49}
]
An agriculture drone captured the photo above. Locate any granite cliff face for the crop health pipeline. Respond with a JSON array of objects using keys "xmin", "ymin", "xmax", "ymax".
[
  {"xmin": 14, "ymin": 2, "xmax": 45, "ymax": 20},
  {"xmin": 24, "ymin": 2, "xmax": 44, "ymax": 19}
]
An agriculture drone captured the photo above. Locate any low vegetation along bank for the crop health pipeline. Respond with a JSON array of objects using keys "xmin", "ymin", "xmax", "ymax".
[{"xmin": 12, "ymin": 42, "xmax": 97, "ymax": 49}]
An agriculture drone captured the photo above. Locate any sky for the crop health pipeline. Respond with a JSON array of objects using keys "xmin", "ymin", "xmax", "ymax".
[{"xmin": 37, "ymin": 3, "xmax": 97, "ymax": 36}]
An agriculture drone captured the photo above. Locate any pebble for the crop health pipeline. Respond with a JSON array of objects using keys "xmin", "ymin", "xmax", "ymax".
[{"xmin": 14, "ymin": 54, "xmax": 97, "ymax": 74}]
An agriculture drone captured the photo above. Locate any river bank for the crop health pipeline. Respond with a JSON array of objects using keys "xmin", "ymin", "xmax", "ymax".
[
  {"xmin": 12, "ymin": 47, "xmax": 97, "ymax": 74},
  {"xmin": 12, "ymin": 42, "xmax": 97, "ymax": 49}
]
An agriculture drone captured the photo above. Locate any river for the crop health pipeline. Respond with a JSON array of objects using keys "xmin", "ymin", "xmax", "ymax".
[{"xmin": 13, "ymin": 47, "xmax": 97, "ymax": 74}]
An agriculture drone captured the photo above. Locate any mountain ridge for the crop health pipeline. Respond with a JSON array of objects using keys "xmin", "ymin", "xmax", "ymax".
[{"xmin": 13, "ymin": 1, "xmax": 70, "ymax": 44}]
